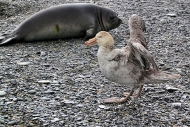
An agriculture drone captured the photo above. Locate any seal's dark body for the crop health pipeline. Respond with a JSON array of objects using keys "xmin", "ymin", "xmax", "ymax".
[{"xmin": 0, "ymin": 3, "xmax": 122, "ymax": 46}]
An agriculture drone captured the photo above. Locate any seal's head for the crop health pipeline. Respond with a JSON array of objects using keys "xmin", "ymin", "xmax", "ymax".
[{"xmin": 99, "ymin": 7, "xmax": 122, "ymax": 31}]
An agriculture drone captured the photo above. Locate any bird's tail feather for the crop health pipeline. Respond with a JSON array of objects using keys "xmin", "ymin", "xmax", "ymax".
[{"xmin": 145, "ymin": 71, "xmax": 180, "ymax": 84}]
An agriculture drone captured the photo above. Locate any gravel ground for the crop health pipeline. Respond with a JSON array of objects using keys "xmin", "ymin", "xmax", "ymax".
[{"xmin": 0, "ymin": 0, "xmax": 190, "ymax": 126}]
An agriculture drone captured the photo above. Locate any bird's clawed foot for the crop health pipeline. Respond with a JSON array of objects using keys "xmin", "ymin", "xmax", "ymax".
[
  {"xmin": 123, "ymin": 85, "xmax": 143, "ymax": 99},
  {"xmin": 123, "ymin": 92, "xmax": 139, "ymax": 98},
  {"xmin": 104, "ymin": 97, "xmax": 128, "ymax": 103},
  {"xmin": 104, "ymin": 89, "xmax": 134, "ymax": 104}
]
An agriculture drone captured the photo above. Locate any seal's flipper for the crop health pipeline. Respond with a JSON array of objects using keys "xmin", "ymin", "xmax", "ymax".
[
  {"xmin": 85, "ymin": 27, "xmax": 96, "ymax": 39},
  {"xmin": 0, "ymin": 36, "xmax": 18, "ymax": 46}
]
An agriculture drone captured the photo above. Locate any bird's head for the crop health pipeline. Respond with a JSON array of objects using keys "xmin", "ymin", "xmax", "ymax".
[{"xmin": 85, "ymin": 31, "xmax": 114, "ymax": 50}]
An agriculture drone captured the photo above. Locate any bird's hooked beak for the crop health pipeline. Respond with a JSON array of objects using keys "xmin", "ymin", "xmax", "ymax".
[{"xmin": 85, "ymin": 37, "xmax": 97, "ymax": 47}]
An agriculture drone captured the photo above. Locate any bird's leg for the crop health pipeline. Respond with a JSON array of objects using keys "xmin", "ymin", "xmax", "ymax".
[
  {"xmin": 123, "ymin": 85, "xmax": 143, "ymax": 98},
  {"xmin": 104, "ymin": 88, "xmax": 134, "ymax": 103}
]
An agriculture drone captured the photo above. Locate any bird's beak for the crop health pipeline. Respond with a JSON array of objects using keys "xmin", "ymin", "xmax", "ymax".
[{"xmin": 85, "ymin": 37, "xmax": 97, "ymax": 47}]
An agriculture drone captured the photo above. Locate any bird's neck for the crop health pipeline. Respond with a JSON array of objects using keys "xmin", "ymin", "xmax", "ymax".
[{"xmin": 99, "ymin": 45, "xmax": 114, "ymax": 52}]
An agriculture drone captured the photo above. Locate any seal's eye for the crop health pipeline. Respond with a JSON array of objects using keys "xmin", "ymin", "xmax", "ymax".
[
  {"xmin": 98, "ymin": 36, "xmax": 103, "ymax": 38},
  {"xmin": 109, "ymin": 16, "xmax": 115, "ymax": 20}
]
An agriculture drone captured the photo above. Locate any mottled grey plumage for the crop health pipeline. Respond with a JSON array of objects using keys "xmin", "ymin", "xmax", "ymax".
[{"xmin": 85, "ymin": 14, "xmax": 180, "ymax": 103}]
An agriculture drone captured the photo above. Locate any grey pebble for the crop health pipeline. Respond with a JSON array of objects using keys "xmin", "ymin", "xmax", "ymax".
[
  {"xmin": 38, "ymin": 80, "xmax": 51, "ymax": 84},
  {"xmin": 165, "ymin": 85, "xmax": 179, "ymax": 92},
  {"xmin": 0, "ymin": 118, "xmax": 5, "ymax": 124},
  {"xmin": 7, "ymin": 121, "xmax": 16, "ymax": 125},
  {"xmin": 28, "ymin": 90, "xmax": 36, "ymax": 94},
  {"xmin": 166, "ymin": 13, "xmax": 177, "ymax": 17},
  {"xmin": 17, "ymin": 61, "xmax": 30, "ymax": 65},
  {"xmin": 98, "ymin": 105, "xmax": 110, "ymax": 110},
  {"xmin": 44, "ymin": 90, "xmax": 55, "ymax": 94},
  {"xmin": 62, "ymin": 100, "xmax": 76, "ymax": 104},
  {"xmin": 171, "ymin": 102, "xmax": 182, "ymax": 108},
  {"xmin": 51, "ymin": 118, "xmax": 60, "ymax": 122},
  {"xmin": 76, "ymin": 117, "xmax": 83, "ymax": 121},
  {"xmin": 0, "ymin": 91, "xmax": 6, "ymax": 96}
]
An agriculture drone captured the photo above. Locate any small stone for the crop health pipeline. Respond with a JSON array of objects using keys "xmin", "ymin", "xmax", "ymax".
[
  {"xmin": 63, "ymin": 100, "xmax": 76, "ymax": 104},
  {"xmin": 6, "ymin": 102, "xmax": 13, "ymax": 105},
  {"xmin": 176, "ymin": 68, "xmax": 182, "ymax": 73},
  {"xmin": 151, "ymin": 96, "xmax": 160, "ymax": 100},
  {"xmin": 165, "ymin": 85, "xmax": 179, "ymax": 92},
  {"xmin": 17, "ymin": 61, "xmax": 30, "ymax": 65},
  {"xmin": 44, "ymin": 90, "xmax": 55, "ymax": 94},
  {"xmin": 32, "ymin": 114, "xmax": 41, "ymax": 117},
  {"xmin": 156, "ymin": 90, "xmax": 165, "ymax": 93},
  {"xmin": 76, "ymin": 104, "xmax": 84, "ymax": 107},
  {"xmin": 55, "ymin": 96, "xmax": 61, "ymax": 100},
  {"xmin": 76, "ymin": 117, "xmax": 83, "ymax": 121},
  {"xmin": 0, "ymin": 91, "xmax": 6, "ymax": 96},
  {"xmin": 0, "ymin": 118, "xmax": 5, "ymax": 124},
  {"xmin": 166, "ymin": 13, "xmax": 177, "ymax": 17},
  {"xmin": 38, "ymin": 80, "xmax": 51, "ymax": 84},
  {"xmin": 40, "ymin": 97, "xmax": 50, "ymax": 101},
  {"xmin": 98, "ymin": 105, "xmax": 110, "ymax": 110},
  {"xmin": 159, "ymin": 61, "xmax": 165, "ymax": 66},
  {"xmin": 51, "ymin": 118, "xmax": 60, "ymax": 122},
  {"xmin": 160, "ymin": 18, "xmax": 169, "ymax": 24},
  {"xmin": 7, "ymin": 121, "xmax": 16, "ymax": 125},
  {"xmin": 43, "ymin": 64, "xmax": 50, "ymax": 67},
  {"xmin": 78, "ymin": 75, "xmax": 85, "ymax": 78},
  {"xmin": 28, "ymin": 90, "xmax": 36, "ymax": 94},
  {"xmin": 171, "ymin": 102, "xmax": 182, "ymax": 108},
  {"xmin": 51, "ymin": 80, "xmax": 59, "ymax": 84}
]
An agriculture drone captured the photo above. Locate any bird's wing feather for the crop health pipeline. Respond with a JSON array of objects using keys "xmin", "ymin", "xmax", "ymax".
[{"xmin": 131, "ymin": 42, "xmax": 158, "ymax": 72}]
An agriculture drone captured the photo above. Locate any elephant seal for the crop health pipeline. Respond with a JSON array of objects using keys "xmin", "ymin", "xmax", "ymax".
[{"xmin": 0, "ymin": 3, "xmax": 122, "ymax": 46}]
